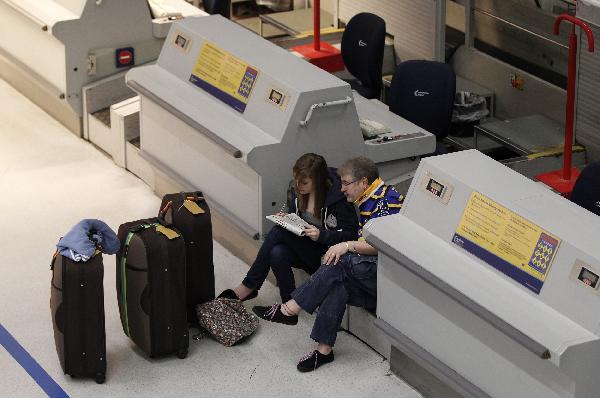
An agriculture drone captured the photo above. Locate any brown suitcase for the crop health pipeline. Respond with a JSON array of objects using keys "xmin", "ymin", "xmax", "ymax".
[
  {"xmin": 116, "ymin": 219, "xmax": 188, "ymax": 358},
  {"xmin": 159, "ymin": 192, "xmax": 215, "ymax": 323},
  {"xmin": 50, "ymin": 253, "xmax": 106, "ymax": 383}
]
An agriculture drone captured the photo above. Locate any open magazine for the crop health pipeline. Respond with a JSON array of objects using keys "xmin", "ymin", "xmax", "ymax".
[{"xmin": 265, "ymin": 213, "xmax": 312, "ymax": 236}]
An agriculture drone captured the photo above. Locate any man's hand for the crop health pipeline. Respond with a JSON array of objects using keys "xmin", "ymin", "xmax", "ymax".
[
  {"xmin": 304, "ymin": 225, "xmax": 320, "ymax": 242},
  {"xmin": 323, "ymin": 242, "xmax": 349, "ymax": 265}
]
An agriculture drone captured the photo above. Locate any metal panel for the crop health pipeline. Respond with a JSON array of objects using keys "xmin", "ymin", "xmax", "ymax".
[
  {"xmin": 346, "ymin": 307, "xmax": 391, "ymax": 359},
  {"xmin": 128, "ymin": 79, "xmax": 242, "ymax": 158},
  {"xmin": 472, "ymin": 0, "xmax": 569, "ymax": 78},
  {"xmin": 140, "ymin": 97, "xmax": 262, "ymax": 235},
  {"xmin": 0, "ymin": 46, "xmax": 80, "ymax": 134},
  {"xmin": 575, "ymin": 25, "xmax": 600, "ymax": 162},
  {"xmin": 377, "ymin": 320, "xmax": 490, "ymax": 398},
  {"xmin": 578, "ymin": 0, "xmax": 600, "ymax": 26},
  {"xmin": 338, "ymin": 0, "xmax": 442, "ymax": 61},
  {"xmin": 375, "ymin": 249, "xmax": 574, "ymax": 398},
  {"xmin": 0, "ymin": 2, "xmax": 67, "ymax": 92},
  {"xmin": 83, "ymin": 72, "xmax": 134, "ymax": 115},
  {"xmin": 451, "ymin": 46, "xmax": 566, "ymax": 121}
]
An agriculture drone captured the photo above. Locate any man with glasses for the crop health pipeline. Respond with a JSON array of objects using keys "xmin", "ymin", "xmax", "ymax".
[{"xmin": 253, "ymin": 156, "xmax": 403, "ymax": 372}]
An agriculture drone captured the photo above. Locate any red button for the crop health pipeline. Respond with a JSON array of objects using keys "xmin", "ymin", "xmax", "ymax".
[{"xmin": 118, "ymin": 51, "xmax": 132, "ymax": 65}]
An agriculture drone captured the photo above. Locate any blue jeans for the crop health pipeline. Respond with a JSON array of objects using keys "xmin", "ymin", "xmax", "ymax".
[
  {"xmin": 243, "ymin": 226, "xmax": 326, "ymax": 302},
  {"xmin": 291, "ymin": 253, "xmax": 377, "ymax": 347}
]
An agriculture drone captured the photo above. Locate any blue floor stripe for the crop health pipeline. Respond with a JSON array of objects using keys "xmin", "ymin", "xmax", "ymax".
[{"xmin": 0, "ymin": 323, "xmax": 69, "ymax": 398}]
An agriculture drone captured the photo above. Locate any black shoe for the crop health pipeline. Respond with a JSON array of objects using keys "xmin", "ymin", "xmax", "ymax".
[
  {"xmin": 297, "ymin": 350, "xmax": 334, "ymax": 372},
  {"xmin": 242, "ymin": 290, "xmax": 258, "ymax": 301},
  {"xmin": 252, "ymin": 304, "xmax": 298, "ymax": 325},
  {"xmin": 217, "ymin": 289, "xmax": 258, "ymax": 302},
  {"xmin": 217, "ymin": 289, "xmax": 238, "ymax": 300}
]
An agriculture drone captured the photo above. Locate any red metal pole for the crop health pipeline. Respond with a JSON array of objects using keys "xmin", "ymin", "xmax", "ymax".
[
  {"xmin": 553, "ymin": 14, "xmax": 594, "ymax": 181},
  {"xmin": 563, "ymin": 25, "xmax": 577, "ymax": 180},
  {"xmin": 314, "ymin": 0, "xmax": 320, "ymax": 51}
]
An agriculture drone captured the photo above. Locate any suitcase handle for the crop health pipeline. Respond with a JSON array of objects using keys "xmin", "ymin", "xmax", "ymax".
[
  {"xmin": 180, "ymin": 191, "xmax": 204, "ymax": 203},
  {"xmin": 159, "ymin": 195, "xmax": 206, "ymax": 216},
  {"xmin": 50, "ymin": 250, "xmax": 58, "ymax": 270},
  {"xmin": 158, "ymin": 195, "xmax": 206, "ymax": 226},
  {"xmin": 50, "ymin": 251, "xmax": 61, "ymax": 291},
  {"xmin": 128, "ymin": 223, "xmax": 156, "ymax": 233},
  {"xmin": 158, "ymin": 201, "xmax": 173, "ymax": 218},
  {"xmin": 158, "ymin": 203, "xmax": 172, "ymax": 226}
]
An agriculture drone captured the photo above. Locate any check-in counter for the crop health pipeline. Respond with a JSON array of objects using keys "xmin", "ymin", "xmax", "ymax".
[
  {"xmin": 365, "ymin": 149, "xmax": 600, "ymax": 398},
  {"xmin": 0, "ymin": 0, "xmax": 205, "ymax": 135},
  {"xmin": 126, "ymin": 15, "xmax": 435, "ymax": 240}
]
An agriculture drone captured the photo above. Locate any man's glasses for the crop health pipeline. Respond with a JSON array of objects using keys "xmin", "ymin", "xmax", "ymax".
[{"xmin": 341, "ymin": 179, "xmax": 360, "ymax": 187}]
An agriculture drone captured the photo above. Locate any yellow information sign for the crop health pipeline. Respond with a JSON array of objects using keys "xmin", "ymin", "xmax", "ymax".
[
  {"xmin": 189, "ymin": 41, "xmax": 258, "ymax": 113},
  {"xmin": 452, "ymin": 192, "xmax": 560, "ymax": 293}
]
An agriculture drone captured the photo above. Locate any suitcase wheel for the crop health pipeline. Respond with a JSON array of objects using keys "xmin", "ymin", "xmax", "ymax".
[
  {"xmin": 95, "ymin": 372, "xmax": 106, "ymax": 384},
  {"xmin": 177, "ymin": 348, "xmax": 188, "ymax": 359}
]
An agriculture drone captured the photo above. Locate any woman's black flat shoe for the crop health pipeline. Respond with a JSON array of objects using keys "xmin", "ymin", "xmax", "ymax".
[
  {"xmin": 217, "ymin": 288, "xmax": 258, "ymax": 302},
  {"xmin": 217, "ymin": 289, "xmax": 239, "ymax": 300},
  {"xmin": 252, "ymin": 304, "xmax": 298, "ymax": 325}
]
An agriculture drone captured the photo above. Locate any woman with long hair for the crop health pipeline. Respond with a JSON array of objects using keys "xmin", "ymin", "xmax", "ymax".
[{"xmin": 219, "ymin": 153, "xmax": 358, "ymax": 302}]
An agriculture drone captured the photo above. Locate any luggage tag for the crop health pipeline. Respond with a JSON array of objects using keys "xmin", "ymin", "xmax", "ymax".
[
  {"xmin": 155, "ymin": 225, "xmax": 180, "ymax": 240},
  {"xmin": 183, "ymin": 199, "xmax": 205, "ymax": 215}
]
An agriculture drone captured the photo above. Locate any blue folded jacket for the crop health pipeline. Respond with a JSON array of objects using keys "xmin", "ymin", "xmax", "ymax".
[{"xmin": 56, "ymin": 219, "xmax": 120, "ymax": 262}]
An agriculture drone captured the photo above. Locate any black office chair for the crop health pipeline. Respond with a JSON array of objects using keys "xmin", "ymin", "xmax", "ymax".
[
  {"xmin": 341, "ymin": 13, "xmax": 386, "ymax": 100},
  {"xmin": 388, "ymin": 60, "xmax": 456, "ymax": 154},
  {"xmin": 203, "ymin": 0, "xmax": 231, "ymax": 18},
  {"xmin": 571, "ymin": 161, "xmax": 600, "ymax": 216}
]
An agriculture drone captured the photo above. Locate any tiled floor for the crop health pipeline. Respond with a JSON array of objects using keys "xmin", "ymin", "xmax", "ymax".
[{"xmin": 0, "ymin": 78, "xmax": 422, "ymax": 397}]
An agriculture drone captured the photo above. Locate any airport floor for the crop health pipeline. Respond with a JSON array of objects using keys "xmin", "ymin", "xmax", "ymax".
[{"xmin": 0, "ymin": 78, "xmax": 423, "ymax": 397}]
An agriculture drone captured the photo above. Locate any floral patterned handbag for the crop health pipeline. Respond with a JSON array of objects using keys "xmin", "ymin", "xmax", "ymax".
[{"xmin": 196, "ymin": 298, "xmax": 259, "ymax": 346}]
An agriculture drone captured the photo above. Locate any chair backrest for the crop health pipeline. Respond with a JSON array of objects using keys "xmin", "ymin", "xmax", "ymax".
[
  {"xmin": 204, "ymin": 0, "xmax": 230, "ymax": 18},
  {"xmin": 341, "ymin": 13, "xmax": 386, "ymax": 99},
  {"xmin": 571, "ymin": 161, "xmax": 600, "ymax": 216},
  {"xmin": 388, "ymin": 60, "xmax": 456, "ymax": 140}
]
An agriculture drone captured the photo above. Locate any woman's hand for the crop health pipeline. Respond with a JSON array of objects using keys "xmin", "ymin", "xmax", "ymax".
[
  {"xmin": 304, "ymin": 225, "xmax": 320, "ymax": 242},
  {"xmin": 323, "ymin": 242, "xmax": 349, "ymax": 265}
]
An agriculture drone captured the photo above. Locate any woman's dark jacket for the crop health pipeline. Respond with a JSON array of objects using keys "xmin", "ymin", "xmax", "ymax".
[{"xmin": 288, "ymin": 167, "xmax": 359, "ymax": 246}]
